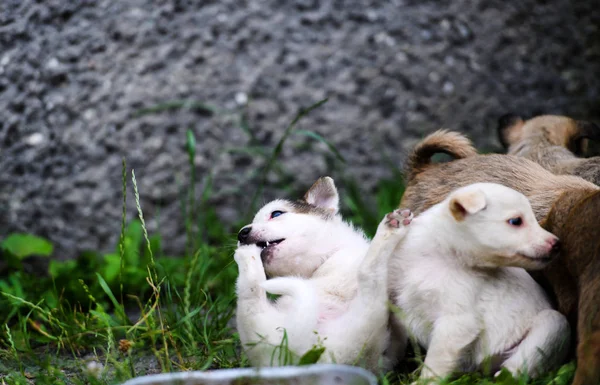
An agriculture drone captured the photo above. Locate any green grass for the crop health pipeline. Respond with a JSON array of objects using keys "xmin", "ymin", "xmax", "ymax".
[{"xmin": 0, "ymin": 100, "xmax": 576, "ymax": 385}]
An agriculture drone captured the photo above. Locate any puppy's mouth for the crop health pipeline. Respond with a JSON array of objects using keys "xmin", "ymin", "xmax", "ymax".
[
  {"xmin": 255, "ymin": 239, "xmax": 285, "ymax": 250},
  {"xmin": 255, "ymin": 239, "xmax": 284, "ymax": 264},
  {"xmin": 516, "ymin": 252, "xmax": 553, "ymax": 265}
]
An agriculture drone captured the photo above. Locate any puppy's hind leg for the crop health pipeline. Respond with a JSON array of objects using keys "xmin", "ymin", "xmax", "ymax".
[
  {"xmin": 500, "ymin": 309, "xmax": 570, "ymax": 378},
  {"xmin": 420, "ymin": 314, "xmax": 480, "ymax": 380}
]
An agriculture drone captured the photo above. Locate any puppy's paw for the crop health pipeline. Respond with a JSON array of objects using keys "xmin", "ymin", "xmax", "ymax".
[
  {"xmin": 234, "ymin": 244, "xmax": 262, "ymax": 266},
  {"xmin": 385, "ymin": 208, "xmax": 413, "ymax": 228},
  {"xmin": 374, "ymin": 208, "xmax": 413, "ymax": 242}
]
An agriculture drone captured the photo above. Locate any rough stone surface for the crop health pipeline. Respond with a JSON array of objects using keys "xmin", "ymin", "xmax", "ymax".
[{"xmin": 1, "ymin": 0, "xmax": 599, "ymax": 259}]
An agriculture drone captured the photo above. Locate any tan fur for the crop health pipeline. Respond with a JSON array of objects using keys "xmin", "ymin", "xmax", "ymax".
[
  {"xmin": 541, "ymin": 190, "xmax": 600, "ymax": 385},
  {"xmin": 401, "ymin": 130, "xmax": 600, "ymax": 385},
  {"xmin": 498, "ymin": 114, "xmax": 600, "ymax": 185},
  {"xmin": 406, "ymin": 129, "xmax": 478, "ymax": 182},
  {"xmin": 400, "ymin": 131, "xmax": 598, "ymax": 221}
]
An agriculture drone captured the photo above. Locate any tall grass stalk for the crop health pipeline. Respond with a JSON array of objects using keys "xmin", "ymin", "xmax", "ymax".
[
  {"xmin": 131, "ymin": 170, "xmax": 158, "ymax": 280},
  {"xmin": 197, "ymin": 173, "xmax": 213, "ymax": 243},
  {"xmin": 131, "ymin": 169, "xmax": 171, "ymax": 371},
  {"xmin": 185, "ymin": 129, "xmax": 197, "ymax": 256},
  {"xmin": 183, "ymin": 247, "xmax": 201, "ymax": 346},
  {"xmin": 5, "ymin": 324, "xmax": 22, "ymax": 373}
]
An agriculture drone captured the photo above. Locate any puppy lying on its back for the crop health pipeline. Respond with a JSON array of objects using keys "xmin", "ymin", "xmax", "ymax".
[
  {"xmin": 235, "ymin": 177, "xmax": 411, "ymax": 370},
  {"xmin": 390, "ymin": 182, "xmax": 569, "ymax": 381},
  {"xmin": 497, "ymin": 114, "xmax": 600, "ymax": 185}
]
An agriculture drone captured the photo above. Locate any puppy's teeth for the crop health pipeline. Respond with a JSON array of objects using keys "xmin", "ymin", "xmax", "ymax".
[{"xmin": 266, "ymin": 241, "xmax": 270, "ymax": 247}]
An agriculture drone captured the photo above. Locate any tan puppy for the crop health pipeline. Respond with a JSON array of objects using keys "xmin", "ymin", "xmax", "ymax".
[
  {"xmin": 399, "ymin": 130, "xmax": 600, "ymax": 384},
  {"xmin": 541, "ymin": 189, "xmax": 600, "ymax": 385},
  {"xmin": 497, "ymin": 114, "xmax": 600, "ymax": 185}
]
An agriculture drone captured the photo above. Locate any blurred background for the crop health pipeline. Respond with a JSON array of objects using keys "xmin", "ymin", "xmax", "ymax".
[{"xmin": 1, "ymin": 0, "xmax": 599, "ymax": 260}]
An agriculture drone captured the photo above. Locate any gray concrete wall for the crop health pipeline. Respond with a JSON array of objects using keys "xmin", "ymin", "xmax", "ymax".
[{"xmin": 1, "ymin": 0, "xmax": 599, "ymax": 258}]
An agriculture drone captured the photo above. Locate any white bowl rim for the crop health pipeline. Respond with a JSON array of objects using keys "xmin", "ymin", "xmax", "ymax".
[{"xmin": 120, "ymin": 364, "xmax": 377, "ymax": 385}]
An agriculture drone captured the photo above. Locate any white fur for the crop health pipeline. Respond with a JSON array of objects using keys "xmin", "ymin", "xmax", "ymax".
[
  {"xmin": 235, "ymin": 178, "xmax": 410, "ymax": 370},
  {"xmin": 389, "ymin": 183, "xmax": 570, "ymax": 381}
]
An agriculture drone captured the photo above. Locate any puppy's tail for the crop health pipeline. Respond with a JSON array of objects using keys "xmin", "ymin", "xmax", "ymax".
[{"xmin": 406, "ymin": 129, "xmax": 478, "ymax": 182}]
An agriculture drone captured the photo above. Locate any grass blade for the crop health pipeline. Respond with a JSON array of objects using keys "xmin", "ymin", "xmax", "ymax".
[
  {"xmin": 294, "ymin": 129, "xmax": 346, "ymax": 163},
  {"xmin": 96, "ymin": 273, "xmax": 129, "ymax": 325},
  {"xmin": 298, "ymin": 346, "xmax": 325, "ymax": 365}
]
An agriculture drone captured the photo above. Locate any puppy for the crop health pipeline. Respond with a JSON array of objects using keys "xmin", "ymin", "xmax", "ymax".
[
  {"xmin": 540, "ymin": 189, "xmax": 600, "ymax": 385},
  {"xmin": 497, "ymin": 114, "xmax": 600, "ymax": 185},
  {"xmin": 234, "ymin": 177, "xmax": 411, "ymax": 370},
  {"xmin": 400, "ymin": 131, "xmax": 600, "ymax": 384},
  {"xmin": 390, "ymin": 182, "xmax": 570, "ymax": 381},
  {"xmin": 497, "ymin": 115, "xmax": 600, "ymax": 384}
]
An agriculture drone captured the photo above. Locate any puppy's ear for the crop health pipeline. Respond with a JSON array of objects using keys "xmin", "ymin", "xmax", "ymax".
[
  {"xmin": 449, "ymin": 189, "xmax": 487, "ymax": 221},
  {"xmin": 497, "ymin": 113, "xmax": 525, "ymax": 149},
  {"xmin": 576, "ymin": 121, "xmax": 600, "ymax": 140},
  {"xmin": 303, "ymin": 176, "xmax": 339, "ymax": 213},
  {"xmin": 571, "ymin": 121, "xmax": 600, "ymax": 155}
]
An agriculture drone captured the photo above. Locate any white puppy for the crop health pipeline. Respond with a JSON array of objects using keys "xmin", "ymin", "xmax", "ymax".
[
  {"xmin": 234, "ymin": 177, "xmax": 411, "ymax": 371},
  {"xmin": 389, "ymin": 182, "xmax": 570, "ymax": 381}
]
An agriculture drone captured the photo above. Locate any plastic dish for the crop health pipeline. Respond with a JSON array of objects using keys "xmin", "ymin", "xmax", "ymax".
[{"xmin": 120, "ymin": 364, "xmax": 377, "ymax": 385}]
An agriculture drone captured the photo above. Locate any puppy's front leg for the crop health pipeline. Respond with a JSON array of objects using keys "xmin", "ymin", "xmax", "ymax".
[
  {"xmin": 420, "ymin": 315, "xmax": 480, "ymax": 382},
  {"xmin": 235, "ymin": 244, "xmax": 269, "ymax": 305},
  {"xmin": 235, "ymin": 244, "xmax": 283, "ymax": 360}
]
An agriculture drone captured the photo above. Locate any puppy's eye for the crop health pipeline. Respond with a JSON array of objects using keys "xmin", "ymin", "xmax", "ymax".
[
  {"xmin": 270, "ymin": 211, "xmax": 284, "ymax": 219},
  {"xmin": 508, "ymin": 217, "xmax": 523, "ymax": 227}
]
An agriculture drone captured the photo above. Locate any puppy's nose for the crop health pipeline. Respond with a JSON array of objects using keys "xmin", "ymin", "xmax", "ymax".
[
  {"xmin": 238, "ymin": 226, "xmax": 252, "ymax": 243},
  {"xmin": 549, "ymin": 237, "xmax": 560, "ymax": 252}
]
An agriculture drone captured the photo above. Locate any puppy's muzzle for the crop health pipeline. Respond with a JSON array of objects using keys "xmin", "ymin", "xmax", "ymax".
[
  {"xmin": 549, "ymin": 237, "xmax": 560, "ymax": 253},
  {"xmin": 238, "ymin": 226, "xmax": 252, "ymax": 244}
]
